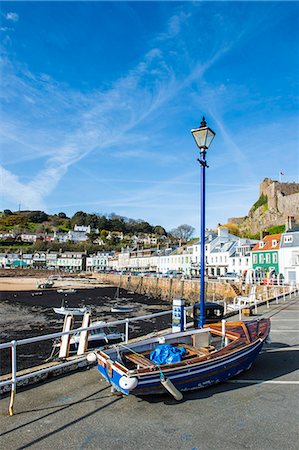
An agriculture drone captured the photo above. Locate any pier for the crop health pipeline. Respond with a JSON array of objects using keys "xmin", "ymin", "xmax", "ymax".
[{"xmin": 1, "ymin": 293, "xmax": 298, "ymax": 449}]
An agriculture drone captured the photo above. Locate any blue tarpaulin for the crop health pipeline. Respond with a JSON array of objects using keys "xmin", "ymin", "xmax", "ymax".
[{"xmin": 150, "ymin": 344, "xmax": 186, "ymax": 365}]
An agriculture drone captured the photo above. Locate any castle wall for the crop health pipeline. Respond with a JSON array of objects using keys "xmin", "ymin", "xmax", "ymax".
[
  {"xmin": 277, "ymin": 191, "xmax": 299, "ymax": 221},
  {"xmin": 260, "ymin": 178, "xmax": 299, "ymax": 211}
]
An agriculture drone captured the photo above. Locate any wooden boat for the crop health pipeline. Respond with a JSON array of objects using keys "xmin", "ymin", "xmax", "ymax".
[
  {"xmin": 111, "ymin": 306, "xmax": 136, "ymax": 313},
  {"xmin": 96, "ymin": 318, "xmax": 270, "ymax": 398},
  {"xmin": 57, "ymin": 288, "xmax": 77, "ymax": 294},
  {"xmin": 37, "ymin": 280, "xmax": 54, "ymax": 289},
  {"xmin": 53, "ymin": 305, "xmax": 88, "ymax": 316}
]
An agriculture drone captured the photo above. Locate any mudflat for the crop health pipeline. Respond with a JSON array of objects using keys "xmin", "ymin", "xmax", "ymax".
[{"xmin": 0, "ymin": 276, "xmax": 171, "ymax": 375}]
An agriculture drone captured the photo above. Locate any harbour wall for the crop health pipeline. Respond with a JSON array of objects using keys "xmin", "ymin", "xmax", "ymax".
[{"xmin": 92, "ymin": 273, "xmax": 251, "ymax": 304}]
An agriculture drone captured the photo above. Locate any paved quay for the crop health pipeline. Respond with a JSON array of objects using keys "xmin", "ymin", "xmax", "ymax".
[{"xmin": 1, "ymin": 296, "xmax": 298, "ymax": 450}]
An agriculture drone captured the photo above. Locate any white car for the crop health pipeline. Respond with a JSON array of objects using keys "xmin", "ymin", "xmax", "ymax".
[{"xmin": 218, "ymin": 272, "xmax": 240, "ymax": 282}]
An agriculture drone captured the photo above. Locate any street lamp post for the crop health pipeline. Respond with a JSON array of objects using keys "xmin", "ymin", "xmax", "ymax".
[{"xmin": 191, "ymin": 117, "xmax": 215, "ymax": 327}]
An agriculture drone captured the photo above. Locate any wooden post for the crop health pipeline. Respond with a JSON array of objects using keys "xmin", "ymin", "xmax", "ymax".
[
  {"xmin": 59, "ymin": 314, "xmax": 74, "ymax": 359},
  {"xmin": 155, "ymin": 276, "xmax": 159, "ymax": 298},
  {"xmin": 77, "ymin": 310, "xmax": 91, "ymax": 356},
  {"xmin": 169, "ymin": 278, "xmax": 173, "ymax": 301},
  {"xmin": 180, "ymin": 279, "xmax": 184, "ymax": 298}
]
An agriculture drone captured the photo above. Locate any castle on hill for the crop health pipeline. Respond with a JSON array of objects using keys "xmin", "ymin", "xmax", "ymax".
[{"xmin": 228, "ymin": 178, "xmax": 299, "ymax": 235}]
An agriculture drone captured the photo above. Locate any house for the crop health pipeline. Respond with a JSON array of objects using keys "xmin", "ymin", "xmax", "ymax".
[
  {"xmin": 279, "ymin": 230, "xmax": 299, "ymax": 283},
  {"xmin": 227, "ymin": 241, "xmax": 258, "ymax": 276},
  {"xmin": 20, "ymin": 233, "xmax": 38, "ymax": 243},
  {"xmin": 86, "ymin": 252, "xmax": 112, "ymax": 272},
  {"xmin": 251, "ymin": 234, "xmax": 281, "ymax": 277},
  {"xmin": 74, "ymin": 225, "xmax": 91, "ymax": 233},
  {"xmin": 204, "ymin": 228, "xmax": 238, "ymax": 277},
  {"xmin": 56, "ymin": 252, "xmax": 86, "ymax": 272}
]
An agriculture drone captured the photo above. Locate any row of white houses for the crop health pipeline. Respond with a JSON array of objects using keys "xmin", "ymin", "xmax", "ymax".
[{"xmin": 1, "ymin": 227, "xmax": 299, "ymax": 283}]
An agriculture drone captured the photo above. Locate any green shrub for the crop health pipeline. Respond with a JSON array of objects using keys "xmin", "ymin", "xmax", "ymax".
[{"xmin": 252, "ymin": 193, "xmax": 268, "ymax": 212}]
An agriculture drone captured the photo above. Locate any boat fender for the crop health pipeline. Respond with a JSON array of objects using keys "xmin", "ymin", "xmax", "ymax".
[
  {"xmin": 160, "ymin": 376, "xmax": 183, "ymax": 401},
  {"xmin": 87, "ymin": 352, "xmax": 97, "ymax": 363},
  {"xmin": 119, "ymin": 376, "xmax": 138, "ymax": 391}
]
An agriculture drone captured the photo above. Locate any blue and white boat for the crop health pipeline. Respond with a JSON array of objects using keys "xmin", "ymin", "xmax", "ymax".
[{"xmin": 95, "ymin": 318, "xmax": 270, "ymax": 398}]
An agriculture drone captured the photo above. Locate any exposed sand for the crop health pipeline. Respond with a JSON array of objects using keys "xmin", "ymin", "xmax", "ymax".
[{"xmin": 0, "ymin": 276, "xmax": 110, "ymax": 291}]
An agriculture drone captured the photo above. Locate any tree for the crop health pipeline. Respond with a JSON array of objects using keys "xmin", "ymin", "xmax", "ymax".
[
  {"xmin": 153, "ymin": 225, "xmax": 167, "ymax": 236},
  {"xmin": 70, "ymin": 211, "xmax": 87, "ymax": 227},
  {"xmin": 58, "ymin": 212, "xmax": 67, "ymax": 219},
  {"xmin": 220, "ymin": 224, "xmax": 240, "ymax": 237},
  {"xmin": 170, "ymin": 224, "xmax": 195, "ymax": 241},
  {"xmin": 86, "ymin": 232, "xmax": 98, "ymax": 243},
  {"xmin": 3, "ymin": 209, "xmax": 13, "ymax": 215},
  {"xmin": 100, "ymin": 230, "xmax": 109, "ymax": 242},
  {"xmin": 27, "ymin": 211, "xmax": 48, "ymax": 223}
]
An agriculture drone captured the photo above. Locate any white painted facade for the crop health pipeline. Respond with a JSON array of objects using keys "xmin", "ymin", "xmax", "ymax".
[
  {"xmin": 279, "ymin": 231, "xmax": 299, "ymax": 283},
  {"xmin": 86, "ymin": 252, "xmax": 111, "ymax": 272}
]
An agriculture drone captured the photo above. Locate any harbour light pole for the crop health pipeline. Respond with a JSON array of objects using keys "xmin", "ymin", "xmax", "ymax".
[{"xmin": 191, "ymin": 117, "xmax": 215, "ymax": 327}]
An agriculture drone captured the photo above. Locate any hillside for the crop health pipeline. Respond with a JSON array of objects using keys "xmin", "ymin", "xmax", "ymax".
[
  {"xmin": 0, "ymin": 210, "xmax": 166, "ymax": 236},
  {"xmin": 227, "ymin": 178, "xmax": 299, "ymax": 237}
]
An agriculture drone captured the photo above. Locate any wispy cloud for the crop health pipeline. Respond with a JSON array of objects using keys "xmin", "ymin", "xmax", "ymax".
[
  {"xmin": 5, "ymin": 12, "xmax": 19, "ymax": 22},
  {"xmin": 1, "ymin": 2, "xmax": 297, "ymax": 231},
  {"xmin": 1, "ymin": 6, "xmax": 226, "ymax": 211}
]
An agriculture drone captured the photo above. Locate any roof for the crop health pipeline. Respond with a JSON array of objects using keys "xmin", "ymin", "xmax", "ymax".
[
  {"xmin": 280, "ymin": 231, "xmax": 299, "ymax": 248},
  {"xmin": 210, "ymin": 241, "xmax": 236, "ymax": 254},
  {"xmin": 252, "ymin": 234, "xmax": 281, "ymax": 252}
]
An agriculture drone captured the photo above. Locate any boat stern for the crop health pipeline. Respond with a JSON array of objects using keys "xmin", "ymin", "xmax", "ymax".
[{"xmin": 97, "ymin": 351, "xmax": 138, "ymax": 395}]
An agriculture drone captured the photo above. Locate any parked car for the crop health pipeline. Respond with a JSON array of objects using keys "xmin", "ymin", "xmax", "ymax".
[{"xmin": 218, "ymin": 272, "xmax": 240, "ymax": 282}]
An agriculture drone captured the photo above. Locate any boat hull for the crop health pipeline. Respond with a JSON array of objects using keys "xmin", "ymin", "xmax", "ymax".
[
  {"xmin": 97, "ymin": 320, "xmax": 270, "ymax": 397},
  {"xmin": 53, "ymin": 307, "xmax": 86, "ymax": 316},
  {"xmin": 132, "ymin": 340, "xmax": 263, "ymax": 395}
]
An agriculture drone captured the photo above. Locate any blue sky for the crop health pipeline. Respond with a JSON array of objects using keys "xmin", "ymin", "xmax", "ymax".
[{"xmin": 1, "ymin": 1, "xmax": 299, "ymax": 232}]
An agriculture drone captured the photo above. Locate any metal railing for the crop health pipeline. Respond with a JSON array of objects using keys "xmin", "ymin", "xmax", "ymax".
[{"xmin": 0, "ymin": 284, "xmax": 298, "ymax": 416}]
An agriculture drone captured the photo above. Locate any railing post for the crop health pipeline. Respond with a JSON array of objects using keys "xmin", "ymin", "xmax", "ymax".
[
  {"xmin": 239, "ymin": 305, "xmax": 242, "ymax": 320},
  {"xmin": 221, "ymin": 319, "xmax": 226, "ymax": 347},
  {"xmin": 125, "ymin": 318, "xmax": 129, "ymax": 344},
  {"xmin": 9, "ymin": 340, "xmax": 17, "ymax": 416}
]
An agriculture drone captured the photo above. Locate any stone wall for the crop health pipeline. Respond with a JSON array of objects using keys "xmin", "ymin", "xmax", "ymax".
[
  {"xmin": 93, "ymin": 273, "xmax": 251, "ymax": 304},
  {"xmin": 260, "ymin": 178, "xmax": 299, "ymax": 210}
]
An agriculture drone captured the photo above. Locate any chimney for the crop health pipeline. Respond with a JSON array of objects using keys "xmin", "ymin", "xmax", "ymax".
[
  {"xmin": 286, "ymin": 216, "xmax": 295, "ymax": 231},
  {"xmin": 260, "ymin": 231, "xmax": 268, "ymax": 240}
]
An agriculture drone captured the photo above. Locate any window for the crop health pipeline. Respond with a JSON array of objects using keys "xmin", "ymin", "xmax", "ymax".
[
  {"xmin": 266, "ymin": 253, "xmax": 271, "ymax": 264},
  {"xmin": 273, "ymin": 253, "xmax": 278, "ymax": 263},
  {"xmin": 259, "ymin": 242, "xmax": 265, "ymax": 249},
  {"xmin": 232, "ymin": 258, "xmax": 235, "ymax": 266},
  {"xmin": 259, "ymin": 254, "xmax": 264, "ymax": 264},
  {"xmin": 284, "ymin": 235, "xmax": 293, "ymax": 244},
  {"xmin": 253, "ymin": 254, "xmax": 257, "ymax": 264},
  {"xmin": 272, "ymin": 240, "xmax": 277, "ymax": 247}
]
